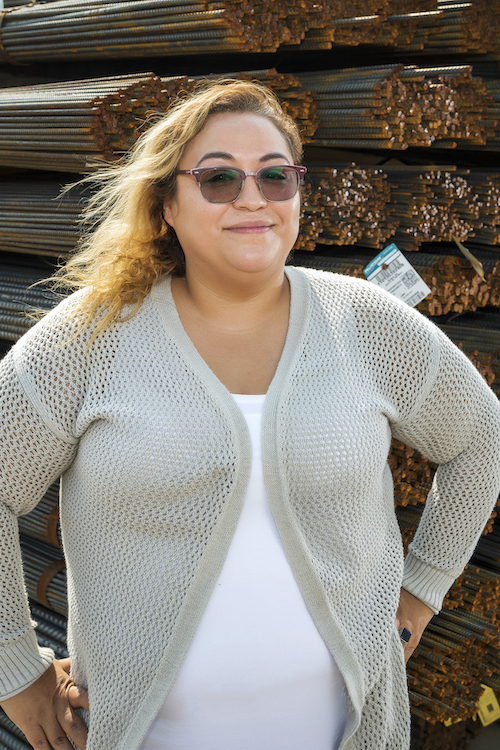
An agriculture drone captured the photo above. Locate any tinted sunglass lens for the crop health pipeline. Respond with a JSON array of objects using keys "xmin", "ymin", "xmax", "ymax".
[
  {"xmin": 199, "ymin": 168, "xmax": 242, "ymax": 203},
  {"xmin": 259, "ymin": 167, "xmax": 298, "ymax": 201}
]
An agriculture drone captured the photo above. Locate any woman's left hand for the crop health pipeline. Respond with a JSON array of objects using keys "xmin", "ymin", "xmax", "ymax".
[{"xmin": 395, "ymin": 588, "xmax": 435, "ymax": 664}]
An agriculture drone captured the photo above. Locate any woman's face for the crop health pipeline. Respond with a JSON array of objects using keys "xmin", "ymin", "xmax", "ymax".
[{"xmin": 163, "ymin": 112, "xmax": 301, "ymax": 283}]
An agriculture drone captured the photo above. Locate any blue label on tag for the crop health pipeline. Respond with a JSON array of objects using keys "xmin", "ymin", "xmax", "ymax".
[{"xmin": 363, "ymin": 243, "xmax": 400, "ymax": 278}]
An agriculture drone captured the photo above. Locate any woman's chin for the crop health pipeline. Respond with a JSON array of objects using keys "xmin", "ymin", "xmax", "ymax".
[{"xmin": 224, "ymin": 246, "xmax": 289, "ymax": 276}]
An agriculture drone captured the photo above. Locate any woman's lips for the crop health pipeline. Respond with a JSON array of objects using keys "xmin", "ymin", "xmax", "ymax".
[{"xmin": 225, "ymin": 223, "xmax": 273, "ymax": 233}]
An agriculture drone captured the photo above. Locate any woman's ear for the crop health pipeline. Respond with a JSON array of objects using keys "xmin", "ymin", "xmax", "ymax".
[{"xmin": 162, "ymin": 199, "xmax": 176, "ymax": 229}]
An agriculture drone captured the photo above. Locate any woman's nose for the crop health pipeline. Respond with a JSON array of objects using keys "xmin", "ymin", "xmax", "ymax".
[{"xmin": 232, "ymin": 174, "xmax": 268, "ymax": 209}]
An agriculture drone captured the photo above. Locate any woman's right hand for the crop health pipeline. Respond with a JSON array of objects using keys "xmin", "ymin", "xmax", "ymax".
[{"xmin": 0, "ymin": 658, "xmax": 89, "ymax": 750}]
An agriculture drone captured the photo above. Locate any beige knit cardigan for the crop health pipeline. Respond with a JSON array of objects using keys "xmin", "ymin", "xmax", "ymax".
[{"xmin": 1, "ymin": 267, "xmax": 500, "ymax": 750}]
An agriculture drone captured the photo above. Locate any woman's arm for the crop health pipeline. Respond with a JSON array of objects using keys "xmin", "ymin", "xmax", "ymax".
[
  {"xmin": 391, "ymin": 323, "xmax": 500, "ymax": 617},
  {"xmin": 0, "ymin": 306, "xmax": 89, "ymax": 744}
]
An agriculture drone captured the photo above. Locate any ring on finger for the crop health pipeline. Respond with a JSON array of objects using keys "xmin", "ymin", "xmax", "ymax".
[{"xmin": 398, "ymin": 626, "xmax": 412, "ymax": 644}]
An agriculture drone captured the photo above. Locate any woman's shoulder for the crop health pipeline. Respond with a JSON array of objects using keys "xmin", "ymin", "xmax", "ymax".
[{"xmin": 289, "ymin": 264, "xmax": 441, "ymax": 347}]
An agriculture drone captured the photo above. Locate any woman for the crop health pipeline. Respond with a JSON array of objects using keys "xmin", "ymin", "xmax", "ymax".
[{"xmin": 1, "ymin": 80, "xmax": 500, "ymax": 750}]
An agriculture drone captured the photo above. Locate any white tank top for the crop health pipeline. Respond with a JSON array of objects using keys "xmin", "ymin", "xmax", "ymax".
[{"xmin": 139, "ymin": 393, "xmax": 346, "ymax": 750}]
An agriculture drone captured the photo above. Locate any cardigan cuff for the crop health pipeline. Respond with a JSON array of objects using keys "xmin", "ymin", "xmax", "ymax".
[
  {"xmin": 0, "ymin": 627, "xmax": 54, "ymax": 701},
  {"xmin": 402, "ymin": 551, "xmax": 457, "ymax": 615}
]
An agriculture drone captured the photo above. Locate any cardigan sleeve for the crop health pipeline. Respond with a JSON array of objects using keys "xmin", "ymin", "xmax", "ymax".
[
  {"xmin": 0, "ymin": 296, "xmax": 91, "ymax": 700},
  {"xmin": 391, "ymin": 323, "xmax": 500, "ymax": 613},
  {"xmin": 345, "ymin": 275, "xmax": 500, "ymax": 613}
]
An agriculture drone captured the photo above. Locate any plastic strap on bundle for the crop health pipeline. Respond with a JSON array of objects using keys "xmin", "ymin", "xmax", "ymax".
[
  {"xmin": 46, "ymin": 505, "xmax": 61, "ymax": 548},
  {"xmin": 37, "ymin": 560, "xmax": 66, "ymax": 610}
]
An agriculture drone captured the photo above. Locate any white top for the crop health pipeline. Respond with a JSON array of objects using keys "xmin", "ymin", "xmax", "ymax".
[{"xmin": 139, "ymin": 393, "xmax": 346, "ymax": 750}]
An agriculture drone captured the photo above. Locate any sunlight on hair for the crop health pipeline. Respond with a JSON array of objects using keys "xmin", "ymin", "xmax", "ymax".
[{"xmin": 44, "ymin": 78, "xmax": 303, "ymax": 347}]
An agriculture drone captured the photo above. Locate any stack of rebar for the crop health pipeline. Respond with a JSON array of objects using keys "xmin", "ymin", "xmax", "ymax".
[
  {"xmin": 0, "ymin": 180, "xmax": 84, "ymax": 257},
  {"xmin": 397, "ymin": 0, "xmax": 500, "ymax": 59},
  {"xmin": 1, "ymin": 164, "xmax": 498, "ymax": 261},
  {"xmin": 0, "ymin": 1, "xmax": 440, "ymax": 61},
  {"xmin": 381, "ymin": 166, "xmax": 484, "ymax": 252},
  {"xmin": 478, "ymin": 78, "xmax": 500, "ymax": 152},
  {"xmin": 0, "ymin": 0, "xmax": 256, "ymax": 60},
  {"xmin": 0, "ymin": 71, "xmax": 319, "ymax": 173},
  {"xmin": 396, "ymin": 503, "xmax": 500, "ymax": 726},
  {"xmin": 0, "ymin": 263, "xmax": 57, "ymax": 341},
  {"xmin": 416, "ymin": 254, "xmax": 500, "ymax": 317},
  {"xmin": 297, "ymin": 165, "xmax": 397, "ymax": 251},
  {"xmin": 0, "ymin": 72, "xmax": 186, "ymax": 172},
  {"xmin": 281, "ymin": 4, "xmax": 441, "ymax": 52},
  {"xmin": 0, "ymin": 2, "xmax": 498, "ymax": 62},
  {"xmin": 299, "ymin": 64, "xmax": 497, "ymax": 151},
  {"xmin": 296, "ymin": 165, "xmax": 500, "ymax": 253}
]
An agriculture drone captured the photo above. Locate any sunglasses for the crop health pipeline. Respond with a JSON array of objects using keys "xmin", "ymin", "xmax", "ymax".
[{"xmin": 177, "ymin": 165, "xmax": 307, "ymax": 204}]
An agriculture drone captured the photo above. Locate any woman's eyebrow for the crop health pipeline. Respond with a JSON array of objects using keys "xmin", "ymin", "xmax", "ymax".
[
  {"xmin": 260, "ymin": 152, "xmax": 291, "ymax": 163},
  {"xmin": 196, "ymin": 151, "xmax": 233, "ymax": 166},
  {"xmin": 195, "ymin": 151, "xmax": 291, "ymax": 167}
]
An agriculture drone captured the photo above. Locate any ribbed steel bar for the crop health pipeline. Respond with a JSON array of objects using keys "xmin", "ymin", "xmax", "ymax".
[
  {"xmin": 292, "ymin": 246, "xmax": 500, "ymax": 319},
  {"xmin": 0, "ymin": 71, "xmax": 318, "ymax": 172}
]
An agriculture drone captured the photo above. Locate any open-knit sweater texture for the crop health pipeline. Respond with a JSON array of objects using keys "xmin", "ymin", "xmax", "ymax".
[{"xmin": 1, "ymin": 266, "xmax": 500, "ymax": 750}]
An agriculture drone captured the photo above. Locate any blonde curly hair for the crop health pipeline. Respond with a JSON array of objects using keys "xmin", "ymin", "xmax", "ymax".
[{"xmin": 51, "ymin": 78, "xmax": 303, "ymax": 338}]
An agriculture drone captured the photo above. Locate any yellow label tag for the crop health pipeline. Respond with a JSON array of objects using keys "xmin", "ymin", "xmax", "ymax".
[{"xmin": 477, "ymin": 685, "xmax": 500, "ymax": 727}]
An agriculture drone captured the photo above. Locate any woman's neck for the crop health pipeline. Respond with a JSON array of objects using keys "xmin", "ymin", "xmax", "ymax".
[{"xmin": 172, "ymin": 269, "xmax": 289, "ymax": 333}]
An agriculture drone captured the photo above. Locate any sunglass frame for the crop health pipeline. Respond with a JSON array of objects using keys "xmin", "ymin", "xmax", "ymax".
[{"xmin": 177, "ymin": 165, "xmax": 307, "ymax": 203}]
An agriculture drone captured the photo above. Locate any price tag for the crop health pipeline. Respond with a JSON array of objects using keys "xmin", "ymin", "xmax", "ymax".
[
  {"xmin": 477, "ymin": 685, "xmax": 500, "ymax": 727},
  {"xmin": 363, "ymin": 243, "xmax": 431, "ymax": 307}
]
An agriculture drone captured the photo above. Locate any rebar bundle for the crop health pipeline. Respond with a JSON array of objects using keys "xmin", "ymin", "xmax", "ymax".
[
  {"xmin": 0, "ymin": 2, "xmax": 498, "ymax": 63},
  {"xmin": 0, "ymin": 264, "xmax": 57, "ymax": 341},
  {"xmin": 410, "ymin": 715, "xmax": 481, "ymax": 750},
  {"xmin": 297, "ymin": 165, "xmax": 397, "ymax": 251},
  {"xmin": 0, "ymin": 72, "xmax": 186, "ymax": 172},
  {"xmin": 480, "ymin": 78, "xmax": 500, "ymax": 152},
  {"xmin": 296, "ymin": 165, "xmax": 500, "ymax": 253},
  {"xmin": 416, "ymin": 254, "xmax": 500, "ymax": 317},
  {"xmin": 0, "ymin": 1, "xmax": 440, "ymax": 62},
  {"xmin": 0, "ymin": 713, "xmax": 30, "ymax": 750},
  {"xmin": 399, "ymin": 0, "xmax": 500, "ymax": 59},
  {"xmin": 380, "ymin": 166, "xmax": 492, "ymax": 253},
  {"xmin": 300, "ymin": 64, "xmax": 497, "ymax": 151},
  {"xmin": 282, "ymin": 5, "xmax": 441, "ymax": 53},
  {"xmin": 397, "ymin": 505, "xmax": 500, "ymax": 726},
  {"xmin": 0, "ymin": 180, "xmax": 84, "ymax": 257},
  {"xmin": 0, "ymin": 70, "xmax": 318, "ymax": 172}
]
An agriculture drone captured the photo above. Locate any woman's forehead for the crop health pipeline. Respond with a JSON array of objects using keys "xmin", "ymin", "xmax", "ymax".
[{"xmin": 182, "ymin": 112, "xmax": 292, "ymax": 164}]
